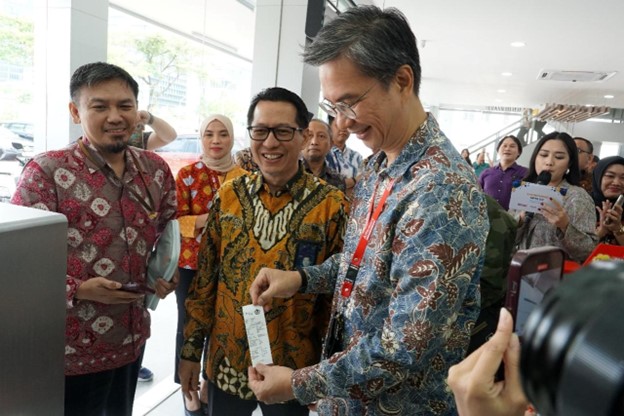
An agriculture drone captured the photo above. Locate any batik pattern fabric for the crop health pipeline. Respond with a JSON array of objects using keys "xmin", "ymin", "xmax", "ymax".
[
  {"xmin": 234, "ymin": 147, "xmax": 259, "ymax": 172},
  {"xmin": 11, "ymin": 138, "xmax": 176, "ymax": 375},
  {"xmin": 515, "ymin": 179, "xmax": 598, "ymax": 263},
  {"xmin": 175, "ymin": 161, "xmax": 247, "ymax": 270},
  {"xmin": 292, "ymin": 114, "xmax": 489, "ymax": 415},
  {"xmin": 325, "ymin": 146, "xmax": 363, "ymax": 180},
  {"xmin": 181, "ymin": 165, "xmax": 349, "ymax": 400}
]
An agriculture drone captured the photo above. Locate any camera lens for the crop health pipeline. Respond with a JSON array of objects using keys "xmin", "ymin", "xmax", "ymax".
[{"xmin": 520, "ymin": 262, "xmax": 624, "ymax": 416}]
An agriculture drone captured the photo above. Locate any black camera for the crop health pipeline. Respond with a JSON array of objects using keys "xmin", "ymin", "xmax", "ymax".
[{"xmin": 520, "ymin": 261, "xmax": 624, "ymax": 416}]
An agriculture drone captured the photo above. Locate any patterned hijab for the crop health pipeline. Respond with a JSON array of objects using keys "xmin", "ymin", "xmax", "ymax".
[{"xmin": 199, "ymin": 114, "xmax": 236, "ymax": 173}]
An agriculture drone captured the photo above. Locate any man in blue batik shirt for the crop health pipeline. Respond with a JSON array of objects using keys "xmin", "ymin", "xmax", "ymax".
[
  {"xmin": 326, "ymin": 115, "xmax": 362, "ymax": 191},
  {"xmin": 247, "ymin": 6, "xmax": 488, "ymax": 415}
]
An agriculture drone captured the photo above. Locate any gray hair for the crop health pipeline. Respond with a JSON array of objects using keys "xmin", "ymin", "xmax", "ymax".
[
  {"xmin": 303, "ymin": 6, "xmax": 421, "ymax": 96},
  {"xmin": 309, "ymin": 118, "xmax": 332, "ymax": 139}
]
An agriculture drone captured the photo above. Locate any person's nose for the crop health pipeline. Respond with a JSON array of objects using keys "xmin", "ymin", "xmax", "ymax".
[
  {"xmin": 107, "ymin": 107, "xmax": 124, "ymax": 123},
  {"xmin": 263, "ymin": 130, "xmax": 281, "ymax": 147},
  {"xmin": 335, "ymin": 112, "xmax": 355, "ymax": 131}
]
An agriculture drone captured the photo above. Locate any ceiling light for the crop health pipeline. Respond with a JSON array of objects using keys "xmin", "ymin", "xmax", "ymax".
[
  {"xmin": 502, "ymin": 72, "xmax": 513, "ymax": 77},
  {"xmin": 604, "ymin": 94, "xmax": 615, "ymax": 99},
  {"xmin": 510, "ymin": 41, "xmax": 526, "ymax": 47},
  {"xmin": 497, "ymin": 89, "xmax": 506, "ymax": 93}
]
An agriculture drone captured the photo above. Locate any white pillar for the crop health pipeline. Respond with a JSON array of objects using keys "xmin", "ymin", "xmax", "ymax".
[
  {"xmin": 250, "ymin": 0, "xmax": 321, "ymax": 116},
  {"xmin": 34, "ymin": 0, "xmax": 109, "ymax": 152}
]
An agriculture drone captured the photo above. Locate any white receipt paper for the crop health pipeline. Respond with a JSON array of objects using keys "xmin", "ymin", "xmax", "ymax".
[
  {"xmin": 509, "ymin": 181, "xmax": 567, "ymax": 214},
  {"xmin": 242, "ymin": 304, "xmax": 273, "ymax": 367}
]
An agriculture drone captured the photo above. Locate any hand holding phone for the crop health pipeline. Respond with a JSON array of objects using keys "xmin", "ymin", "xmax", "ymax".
[
  {"xmin": 119, "ymin": 282, "xmax": 155, "ymax": 294},
  {"xmin": 505, "ymin": 246, "xmax": 565, "ymax": 336},
  {"xmin": 604, "ymin": 194, "xmax": 624, "ymax": 225}
]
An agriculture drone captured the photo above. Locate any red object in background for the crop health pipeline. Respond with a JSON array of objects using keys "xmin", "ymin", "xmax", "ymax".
[
  {"xmin": 154, "ymin": 134, "xmax": 200, "ymax": 178},
  {"xmin": 583, "ymin": 243, "xmax": 624, "ymax": 266},
  {"xmin": 564, "ymin": 260, "xmax": 581, "ymax": 274}
]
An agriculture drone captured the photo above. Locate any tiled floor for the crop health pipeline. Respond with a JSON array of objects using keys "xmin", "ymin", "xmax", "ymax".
[{"xmin": 131, "ymin": 295, "xmax": 264, "ymax": 416}]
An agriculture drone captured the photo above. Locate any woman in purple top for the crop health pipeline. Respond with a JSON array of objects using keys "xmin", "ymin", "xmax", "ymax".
[{"xmin": 478, "ymin": 135, "xmax": 527, "ymax": 210}]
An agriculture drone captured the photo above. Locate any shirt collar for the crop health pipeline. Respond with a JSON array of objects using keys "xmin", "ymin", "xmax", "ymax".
[
  {"xmin": 77, "ymin": 137, "xmax": 140, "ymax": 181},
  {"xmin": 365, "ymin": 112, "xmax": 439, "ymax": 179},
  {"xmin": 249, "ymin": 162, "xmax": 310, "ymax": 199}
]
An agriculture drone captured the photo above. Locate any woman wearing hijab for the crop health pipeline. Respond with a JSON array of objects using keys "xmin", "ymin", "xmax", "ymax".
[
  {"xmin": 174, "ymin": 114, "xmax": 247, "ymax": 415},
  {"xmin": 593, "ymin": 156, "xmax": 624, "ymax": 245},
  {"xmin": 514, "ymin": 132, "xmax": 597, "ymax": 263}
]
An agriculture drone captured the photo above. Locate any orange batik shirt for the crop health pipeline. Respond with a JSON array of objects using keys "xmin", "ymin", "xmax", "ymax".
[
  {"xmin": 175, "ymin": 160, "xmax": 247, "ymax": 270},
  {"xmin": 181, "ymin": 166, "xmax": 349, "ymax": 400}
]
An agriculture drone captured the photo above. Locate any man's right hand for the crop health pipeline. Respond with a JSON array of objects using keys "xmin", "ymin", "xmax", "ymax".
[
  {"xmin": 179, "ymin": 359, "xmax": 202, "ymax": 401},
  {"xmin": 75, "ymin": 277, "xmax": 144, "ymax": 304},
  {"xmin": 249, "ymin": 268, "xmax": 302, "ymax": 312}
]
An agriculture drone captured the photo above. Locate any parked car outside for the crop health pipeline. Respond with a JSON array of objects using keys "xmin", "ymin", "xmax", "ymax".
[
  {"xmin": 0, "ymin": 126, "xmax": 26, "ymax": 161},
  {"xmin": 154, "ymin": 134, "xmax": 201, "ymax": 177},
  {"xmin": 0, "ymin": 160, "xmax": 23, "ymax": 203},
  {"xmin": 0, "ymin": 121, "xmax": 34, "ymax": 141}
]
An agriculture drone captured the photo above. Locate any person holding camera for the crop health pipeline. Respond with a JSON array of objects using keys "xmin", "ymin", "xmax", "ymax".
[{"xmin": 448, "ymin": 308, "xmax": 528, "ymax": 416}]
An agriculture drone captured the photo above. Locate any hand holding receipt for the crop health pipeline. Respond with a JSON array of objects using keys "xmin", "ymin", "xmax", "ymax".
[{"xmin": 243, "ymin": 304, "xmax": 273, "ymax": 367}]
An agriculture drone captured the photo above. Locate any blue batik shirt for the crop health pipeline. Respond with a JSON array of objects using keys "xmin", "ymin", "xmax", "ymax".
[
  {"xmin": 326, "ymin": 145, "xmax": 363, "ymax": 180},
  {"xmin": 293, "ymin": 114, "xmax": 489, "ymax": 415}
]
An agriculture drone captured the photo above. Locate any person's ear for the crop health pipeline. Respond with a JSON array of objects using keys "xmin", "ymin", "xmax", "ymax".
[
  {"xmin": 302, "ymin": 128, "xmax": 312, "ymax": 146},
  {"xmin": 394, "ymin": 64, "xmax": 414, "ymax": 95},
  {"xmin": 68, "ymin": 101, "xmax": 81, "ymax": 124}
]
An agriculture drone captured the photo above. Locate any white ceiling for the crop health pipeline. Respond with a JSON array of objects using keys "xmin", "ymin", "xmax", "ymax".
[{"xmin": 112, "ymin": 0, "xmax": 624, "ymax": 111}]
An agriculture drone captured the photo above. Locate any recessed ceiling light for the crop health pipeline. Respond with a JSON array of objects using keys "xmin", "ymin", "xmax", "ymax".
[
  {"xmin": 585, "ymin": 104, "xmax": 593, "ymax": 107},
  {"xmin": 604, "ymin": 94, "xmax": 615, "ymax": 99},
  {"xmin": 510, "ymin": 41, "xmax": 526, "ymax": 48},
  {"xmin": 497, "ymin": 89, "xmax": 506, "ymax": 93},
  {"xmin": 501, "ymin": 72, "xmax": 513, "ymax": 77}
]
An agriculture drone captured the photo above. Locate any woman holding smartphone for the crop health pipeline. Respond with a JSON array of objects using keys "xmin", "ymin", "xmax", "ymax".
[
  {"xmin": 593, "ymin": 156, "xmax": 624, "ymax": 245},
  {"xmin": 515, "ymin": 132, "xmax": 598, "ymax": 263}
]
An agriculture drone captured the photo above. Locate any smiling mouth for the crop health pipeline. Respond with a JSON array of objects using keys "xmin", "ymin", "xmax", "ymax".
[
  {"xmin": 105, "ymin": 127, "xmax": 127, "ymax": 135},
  {"xmin": 263, "ymin": 153, "xmax": 283, "ymax": 160}
]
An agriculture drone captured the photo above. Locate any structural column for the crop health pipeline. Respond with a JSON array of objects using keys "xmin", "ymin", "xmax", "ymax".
[
  {"xmin": 34, "ymin": 0, "xmax": 109, "ymax": 152},
  {"xmin": 251, "ymin": 0, "xmax": 322, "ymax": 116}
]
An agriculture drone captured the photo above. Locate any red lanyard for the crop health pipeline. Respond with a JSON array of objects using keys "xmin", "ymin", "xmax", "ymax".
[{"xmin": 340, "ymin": 177, "xmax": 397, "ymax": 298}]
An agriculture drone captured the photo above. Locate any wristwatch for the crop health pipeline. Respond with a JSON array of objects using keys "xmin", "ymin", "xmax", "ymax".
[
  {"xmin": 614, "ymin": 224, "xmax": 624, "ymax": 236},
  {"xmin": 146, "ymin": 111, "xmax": 155, "ymax": 125}
]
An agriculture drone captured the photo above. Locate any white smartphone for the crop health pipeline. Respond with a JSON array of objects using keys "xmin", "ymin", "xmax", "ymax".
[{"xmin": 604, "ymin": 194, "xmax": 624, "ymax": 225}]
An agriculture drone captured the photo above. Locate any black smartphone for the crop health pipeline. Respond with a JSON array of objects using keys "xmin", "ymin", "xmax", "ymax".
[
  {"xmin": 120, "ymin": 282, "xmax": 155, "ymax": 294},
  {"xmin": 505, "ymin": 246, "xmax": 565, "ymax": 336}
]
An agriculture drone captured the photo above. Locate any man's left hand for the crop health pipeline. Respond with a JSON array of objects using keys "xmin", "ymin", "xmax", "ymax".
[
  {"xmin": 153, "ymin": 270, "xmax": 179, "ymax": 299},
  {"xmin": 248, "ymin": 364, "xmax": 295, "ymax": 404}
]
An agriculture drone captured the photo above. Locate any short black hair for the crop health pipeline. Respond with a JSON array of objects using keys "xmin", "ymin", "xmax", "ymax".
[
  {"xmin": 70, "ymin": 62, "xmax": 139, "ymax": 103},
  {"xmin": 496, "ymin": 135, "xmax": 524, "ymax": 156},
  {"xmin": 573, "ymin": 137, "xmax": 594, "ymax": 154},
  {"xmin": 303, "ymin": 6, "xmax": 422, "ymax": 96},
  {"xmin": 246, "ymin": 87, "xmax": 310, "ymax": 129}
]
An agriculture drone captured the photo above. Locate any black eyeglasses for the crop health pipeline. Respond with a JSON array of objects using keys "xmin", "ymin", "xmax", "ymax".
[
  {"xmin": 247, "ymin": 126, "xmax": 303, "ymax": 142},
  {"xmin": 577, "ymin": 148, "xmax": 591, "ymax": 155},
  {"xmin": 319, "ymin": 83, "xmax": 376, "ymax": 120}
]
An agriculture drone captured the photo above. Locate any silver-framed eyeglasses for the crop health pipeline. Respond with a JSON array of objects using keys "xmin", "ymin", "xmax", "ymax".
[
  {"xmin": 247, "ymin": 126, "xmax": 303, "ymax": 142},
  {"xmin": 319, "ymin": 83, "xmax": 376, "ymax": 120}
]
